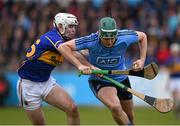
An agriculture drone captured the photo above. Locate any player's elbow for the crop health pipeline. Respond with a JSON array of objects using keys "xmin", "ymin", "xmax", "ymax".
[
  {"xmin": 59, "ymin": 44, "xmax": 67, "ymax": 49},
  {"xmin": 137, "ymin": 31, "xmax": 147, "ymax": 42},
  {"xmin": 58, "ymin": 44, "xmax": 71, "ymax": 54},
  {"xmin": 58, "ymin": 44, "xmax": 64, "ymax": 51},
  {"xmin": 58, "ymin": 39, "xmax": 76, "ymax": 55},
  {"xmin": 142, "ymin": 32, "xmax": 147, "ymax": 40},
  {"xmin": 140, "ymin": 32, "xmax": 147, "ymax": 39}
]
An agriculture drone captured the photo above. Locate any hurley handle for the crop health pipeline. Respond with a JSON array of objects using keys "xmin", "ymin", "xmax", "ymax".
[
  {"xmin": 78, "ymin": 70, "xmax": 109, "ymax": 76},
  {"xmin": 91, "ymin": 70, "xmax": 109, "ymax": 74}
]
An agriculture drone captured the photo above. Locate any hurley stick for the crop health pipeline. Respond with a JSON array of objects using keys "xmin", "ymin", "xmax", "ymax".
[
  {"xmin": 90, "ymin": 62, "xmax": 158, "ymax": 80},
  {"xmin": 102, "ymin": 75, "xmax": 173, "ymax": 113}
]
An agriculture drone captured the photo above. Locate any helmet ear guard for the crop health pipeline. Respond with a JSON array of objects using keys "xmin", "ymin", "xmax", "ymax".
[{"xmin": 99, "ymin": 17, "xmax": 117, "ymax": 39}]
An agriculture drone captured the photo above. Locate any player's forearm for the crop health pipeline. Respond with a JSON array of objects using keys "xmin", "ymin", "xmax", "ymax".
[
  {"xmin": 73, "ymin": 51, "xmax": 92, "ymax": 67},
  {"xmin": 58, "ymin": 45, "xmax": 83, "ymax": 68},
  {"xmin": 138, "ymin": 32, "xmax": 147, "ymax": 62}
]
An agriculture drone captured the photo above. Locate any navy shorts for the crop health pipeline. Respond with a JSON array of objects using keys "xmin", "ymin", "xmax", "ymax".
[{"xmin": 89, "ymin": 77, "xmax": 133, "ymax": 100}]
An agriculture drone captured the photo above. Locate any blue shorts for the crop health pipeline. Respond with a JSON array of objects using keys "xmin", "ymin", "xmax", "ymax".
[{"xmin": 89, "ymin": 77, "xmax": 133, "ymax": 100}]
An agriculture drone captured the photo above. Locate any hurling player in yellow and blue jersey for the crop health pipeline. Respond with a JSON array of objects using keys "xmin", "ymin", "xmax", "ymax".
[
  {"xmin": 17, "ymin": 13, "xmax": 80, "ymax": 125},
  {"xmin": 58, "ymin": 17, "xmax": 148, "ymax": 125}
]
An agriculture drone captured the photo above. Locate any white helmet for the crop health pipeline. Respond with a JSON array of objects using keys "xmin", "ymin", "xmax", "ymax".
[{"xmin": 54, "ymin": 13, "xmax": 78, "ymax": 34}]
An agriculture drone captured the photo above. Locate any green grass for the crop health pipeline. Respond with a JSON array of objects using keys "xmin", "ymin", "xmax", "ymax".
[{"xmin": 0, "ymin": 106, "xmax": 179, "ymax": 125}]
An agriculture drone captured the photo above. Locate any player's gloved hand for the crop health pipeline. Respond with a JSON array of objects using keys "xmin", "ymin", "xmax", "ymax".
[{"xmin": 133, "ymin": 59, "xmax": 144, "ymax": 71}]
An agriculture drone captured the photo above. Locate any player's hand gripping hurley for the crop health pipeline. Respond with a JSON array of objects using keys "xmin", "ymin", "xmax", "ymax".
[{"xmin": 81, "ymin": 62, "xmax": 158, "ymax": 80}]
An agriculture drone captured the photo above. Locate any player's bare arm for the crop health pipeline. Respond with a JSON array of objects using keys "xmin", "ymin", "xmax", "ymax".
[
  {"xmin": 73, "ymin": 50, "xmax": 99, "ymax": 71},
  {"xmin": 58, "ymin": 39, "xmax": 91, "ymax": 74},
  {"xmin": 133, "ymin": 31, "xmax": 147, "ymax": 71},
  {"xmin": 73, "ymin": 50, "xmax": 90, "ymax": 66},
  {"xmin": 79, "ymin": 49, "xmax": 89, "ymax": 58}
]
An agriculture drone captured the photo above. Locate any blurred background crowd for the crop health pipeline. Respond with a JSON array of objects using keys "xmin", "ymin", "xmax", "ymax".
[
  {"xmin": 0, "ymin": 0, "xmax": 180, "ymax": 71},
  {"xmin": 0, "ymin": 0, "xmax": 180, "ymax": 120}
]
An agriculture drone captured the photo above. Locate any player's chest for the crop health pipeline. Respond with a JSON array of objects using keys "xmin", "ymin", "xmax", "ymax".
[
  {"xmin": 90, "ymin": 43, "xmax": 125, "ymax": 57},
  {"xmin": 89, "ymin": 45, "xmax": 125, "ymax": 66}
]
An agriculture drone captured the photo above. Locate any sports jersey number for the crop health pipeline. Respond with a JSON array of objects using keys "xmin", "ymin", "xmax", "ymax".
[{"xmin": 26, "ymin": 39, "xmax": 40, "ymax": 58}]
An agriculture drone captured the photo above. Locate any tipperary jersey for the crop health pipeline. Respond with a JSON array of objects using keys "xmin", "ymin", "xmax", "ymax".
[
  {"xmin": 17, "ymin": 28, "xmax": 64, "ymax": 82},
  {"xmin": 75, "ymin": 29, "xmax": 139, "ymax": 82}
]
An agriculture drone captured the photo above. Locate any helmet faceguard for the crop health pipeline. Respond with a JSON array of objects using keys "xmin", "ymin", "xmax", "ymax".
[
  {"xmin": 53, "ymin": 13, "xmax": 78, "ymax": 34},
  {"xmin": 99, "ymin": 17, "xmax": 117, "ymax": 39}
]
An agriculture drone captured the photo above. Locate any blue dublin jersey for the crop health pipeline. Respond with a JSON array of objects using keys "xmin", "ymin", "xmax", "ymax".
[
  {"xmin": 17, "ymin": 28, "xmax": 64, "ymax": 82},
  {"xmin": 75, "ymin": 29, "xmax": 138, "ymax": 82}
]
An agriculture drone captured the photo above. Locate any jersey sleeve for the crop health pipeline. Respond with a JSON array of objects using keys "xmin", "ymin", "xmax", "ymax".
[
  {"xmin": 75, "ymin": 33, "xmax": 98, "ymax": 50},
  {"xmin": 118, "ymin": 30, "xmax": 139, "ymax": 46}
]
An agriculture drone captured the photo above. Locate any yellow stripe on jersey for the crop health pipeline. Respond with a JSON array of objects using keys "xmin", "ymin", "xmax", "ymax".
[
  {"xmin": 55, "ymin": 40, "xmax": 62, "ymax": 48},
  {"xmin": 38, "ymin": 51, "xmax": 64, "ymax": 66},
  {"xmin": 45, "ymin": 36, "xmax": 56, "ymax": 48},
  {"xmin": 170, "ymin": 63, "xmax": 180, "ymax": 74}
]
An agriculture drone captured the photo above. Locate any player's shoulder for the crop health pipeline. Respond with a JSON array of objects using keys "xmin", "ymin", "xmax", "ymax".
[
  {"xmin": 76, "ymin": 32, "xmax": 99, "ymax": 42},
  {"xmin": 117, "ymin": 29, "xmax": 138, "ymax": 36},
  {"xmin": 41, "ymin": 28, "xmax": 63, "ymax": 43},
  {"xmin": 90, "ymin": 32, "xmax": 99, "ymax": 37},
  {"xmin": 85, "ymin": 32, "xmax": 99, "ymax": 40},
  {"xmin": 89, "ymin": 32, "xmax": 99, "ymax": 41}
]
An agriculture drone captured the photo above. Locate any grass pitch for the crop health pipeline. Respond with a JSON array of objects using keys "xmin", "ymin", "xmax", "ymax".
[{"xmin": 0, "ymin": 106, "xmax": 179, "ymax": 125}]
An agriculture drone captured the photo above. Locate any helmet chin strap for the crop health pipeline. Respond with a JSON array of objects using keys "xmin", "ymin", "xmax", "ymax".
[
  {"xmin": 62, "ymin": 29, "xmax": 72, "ymax": 41},
  {"xmin": 62, "ymin": 34, "xmax": 71, "ymax": 41}
]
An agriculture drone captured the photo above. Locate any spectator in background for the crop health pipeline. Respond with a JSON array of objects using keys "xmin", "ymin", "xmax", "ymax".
[
  {"xmin": 145, "ymin": 36, "xmax": 158, "ymax": 65},
  {"xmin": 174, "ymin": 25, "xmax": 180, "ymax": 44},
  {"xmin": 0, "ymin": 73, "xmax": 10, "ymax": 107},
  {"xmin": 0, "ymin": 0, "xmax": 179, "ymax": 70},
  {"xmin": 156, "ymin": 38, "xmax": 171, "ymax": 66},
  {"xmin": 167, "ymin": 43, "xmax": 180, "ymax": 119}
]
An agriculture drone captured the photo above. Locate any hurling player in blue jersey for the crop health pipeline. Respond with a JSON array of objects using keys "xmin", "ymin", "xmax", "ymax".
[
  {"xmin": 58, "ymin": 17, "xmax": 147, "ymax": 125},
  {"xmin": 16, "ymin": 13, "xmax": 82, "ymax": 125}
]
